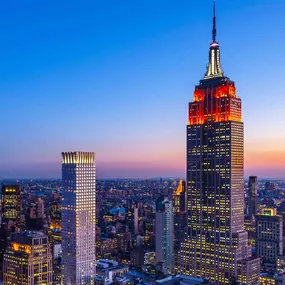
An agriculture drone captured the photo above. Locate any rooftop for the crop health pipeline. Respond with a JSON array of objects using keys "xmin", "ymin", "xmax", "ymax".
[
  {"xmin": 20, "ymin": 231, "xmax": 46, "ymax": 238},
  {"xmin": 156, "ymin": 275, "xmax": 208, "ymax": 285},
  {"xmin": 96, "ymin": 259, "xmax": 129, "ymax": 271}
]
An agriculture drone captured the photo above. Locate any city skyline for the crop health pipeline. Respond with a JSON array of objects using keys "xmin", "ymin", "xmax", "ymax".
[{"xmin": 1, "ymin": 0, "xmax": 285, "ymax": 179}]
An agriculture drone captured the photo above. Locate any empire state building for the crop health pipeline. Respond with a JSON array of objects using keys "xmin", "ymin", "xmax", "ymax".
[{"xmin": 176, "ymin": 3, "xmax": 260, "ymax": 285}]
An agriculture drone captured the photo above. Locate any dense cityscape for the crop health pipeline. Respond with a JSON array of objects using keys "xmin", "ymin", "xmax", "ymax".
[
  {"xmin": 1, "ymin": 177, "xmax": 285, "ymax": 284},
  {"xmin": 1, "ymin": 2, "xmax": 284, "ymax": 285}
]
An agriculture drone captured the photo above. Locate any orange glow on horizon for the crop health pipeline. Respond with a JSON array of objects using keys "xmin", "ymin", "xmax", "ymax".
[{"xmin": 245, "ymin": 148, "xmax": 285, "ymax": 169}]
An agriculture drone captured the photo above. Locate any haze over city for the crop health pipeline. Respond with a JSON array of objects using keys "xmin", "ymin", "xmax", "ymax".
[{"xmin": 1, "ymin": 0, "xmax": 285, "ymax": 179}]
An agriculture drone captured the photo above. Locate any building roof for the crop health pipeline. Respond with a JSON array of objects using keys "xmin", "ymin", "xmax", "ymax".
[
  {"xmin": 156, "ymin": 275, "xmax": 207, "ymax": 285},
  {"xmin": 20, "ymin": 231, "xmax": 46, "ymax": 238}
]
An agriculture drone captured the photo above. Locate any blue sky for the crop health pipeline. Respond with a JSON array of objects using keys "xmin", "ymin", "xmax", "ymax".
[{"xmin": 1, "ymin": 0, "xmax": 285, "ymax": 178}]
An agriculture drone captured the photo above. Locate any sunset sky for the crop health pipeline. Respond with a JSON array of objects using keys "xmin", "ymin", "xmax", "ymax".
[{"xmin": 1, "ymin": 0, "xmax": 285, "ymax": 179}]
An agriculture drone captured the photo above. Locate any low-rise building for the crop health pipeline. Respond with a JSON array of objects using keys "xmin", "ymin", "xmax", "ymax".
[
  {"xmin": 96, "ymin": 259, "xmax": 129, "ymax": 285},
  {"xmin": 156, "ymin": 275, "xmax": 209, "ymax": 285},
  {"xmin": 237, "ymin": 257, "xmax": 260, "ymax": 285},
  {"xmin": 260, "ymin": 272, "xmax": 275, "ymax": 285},
  {"xmin": 275, "ymin": 274, "xmax": 285, "ymax": 285},
  {"xmin": 277, "ymin": 256, "xmax": 285, "ymax": 274},
  {"xmin": 96, "ymin": 238, "xmax": 118, "ymax": 260}
]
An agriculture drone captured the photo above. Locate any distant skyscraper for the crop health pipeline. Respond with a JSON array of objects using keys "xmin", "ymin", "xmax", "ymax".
[
  {"xmin": 1, "ymin": 185, "xmax": 21, "ymax": 228},
  {"xmin": 177, "ymin": 3, "xmax": 260, "ymax": 284},
  {"xmin": 3, "ymin": 231, "xmax": 52, "ymax": 285},
  {"xmin": 62, "ymin": 151, "xmax": 96, "ymax": 285},
  {"xmin": 173, "ymin": 179, "xmax": 187, "ymax": 250},
  {"xmin": 256, "ymin": 208, "xmax": 283, "ymax": 262},
  {"xmin": 36, "ymin": 197, "xmax": 45, "ymax": 219},
  {"xmin": 278, "ymin": 201, "xmax": 285, "ymax": 238},
  {"xmin": 129, "ymin": 204, "xmax": 139, "ymax": 235},
  {"xmin": 0, "ymin": 185, "xmax": 21, "ymax": 280},
  {"xmin": 173, "ymin": 179, "xmax": 186, "ymax": 214},
  {"xmin": 264, "ymin": 181, "xmax": 275, "ymax": 198},
  {"xmin": 134, "ymin": 206, "xmax": 139, "ymax": 235},
  {"xmin": 248, "ymin": 176, "xmax": 258, "ymax": 219},
  {"xmin": 155, "ymin": 195, "xmax": 174, "ymax": 274}
]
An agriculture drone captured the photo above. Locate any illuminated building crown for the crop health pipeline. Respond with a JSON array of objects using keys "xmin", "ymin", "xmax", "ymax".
[{"xmin": 204, "ymin": 0, "xmax": 224, "ymax": 79}]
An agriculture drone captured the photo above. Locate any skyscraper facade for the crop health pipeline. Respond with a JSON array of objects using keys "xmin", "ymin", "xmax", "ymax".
[
  {"xmin": 256, "ymin": 208, "xmax": 283, "ymax": 263},
  {"xmin": 62, "ymin": 151, "xmax": 96, "ymax": 285},
  {"xmin": 1, "ymin": 185, "xmax": 21, "ymax": 228},
  {"xmin": 173, "ymin": 179, "xmax": 187, "ymax": 250},
  {"xmin": 248, "ymin": 176, "xmax": 258, "ymax": 219},
  {"xmin": 177, "ymin": 3, "xmax": 260, "ymax": 284},
  {"xmin": 0, "ymin": 185, "xmax": 21, "ymax": 280},
  {"xmin": 155, "ymin": 195, "xmax": 174, "ymax": 274},
  {"xmin": 3, "ymin": 231, "xmax": 52, "ymax": 285},
  {"xmin": 173, "ymin": 179, "xmax": 187, "ymax": 214}
]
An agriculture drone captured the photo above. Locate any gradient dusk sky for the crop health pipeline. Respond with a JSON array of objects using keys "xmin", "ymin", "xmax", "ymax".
[{"xmin": 1, "ymin": 0, "xmax": 285, "ymax": 179}]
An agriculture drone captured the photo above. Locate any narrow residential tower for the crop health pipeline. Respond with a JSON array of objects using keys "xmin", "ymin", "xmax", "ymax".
[
  {"xmin": 62, "ymin": 151, "xmax": 96, "ymax": 285},
  {"xmin": 156, "ymin": 195, "xmax": 174, "ymax": 274}
]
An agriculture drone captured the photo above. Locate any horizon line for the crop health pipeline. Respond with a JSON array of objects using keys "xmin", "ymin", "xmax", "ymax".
[{"xmin": 1, "ymin": 177, "xmax": 285, "ymax": 181}]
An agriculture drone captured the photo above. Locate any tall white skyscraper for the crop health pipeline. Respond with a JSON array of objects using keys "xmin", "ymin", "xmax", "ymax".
[
  {"xmin": 62, "ymin": 152, "xmax": 96, "ymax": 285},
  {"xmin": 155, "ymin": 195, "xmax": 174, "ymax": 274}
]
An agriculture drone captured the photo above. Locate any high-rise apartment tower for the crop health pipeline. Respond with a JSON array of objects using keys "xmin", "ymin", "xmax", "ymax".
[
  {"xmin": 156, "ymin": 195, "xmax": 174, "ymax": 274},
  {"xmin": 62, "ymin": 151, "xmax": 96, "ymax": 285}
]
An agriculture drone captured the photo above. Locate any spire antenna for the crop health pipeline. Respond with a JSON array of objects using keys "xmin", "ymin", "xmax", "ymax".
[
  {"xmin": 204, "ymin": 0, "xmax": 224, "ymax": 79},
  {"xmin": 212, "ymin": 0, "xmax": 217, "ymax": 42}
]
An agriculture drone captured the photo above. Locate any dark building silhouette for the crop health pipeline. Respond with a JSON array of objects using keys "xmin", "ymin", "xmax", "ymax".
[
  {"xmin": 264, "ymin": 181, "xmax": 275, "ymax": 197},
  {"xmin": 130, "ymin": 246, "xmax": 144, "ymax": 266},
  {"xmin": 248, "ymin": 176, "xmax": 258, "ymax": 220},
  {"xmin": 278, "ymin": 201, "xmax": 285, "ymax": 238}
]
